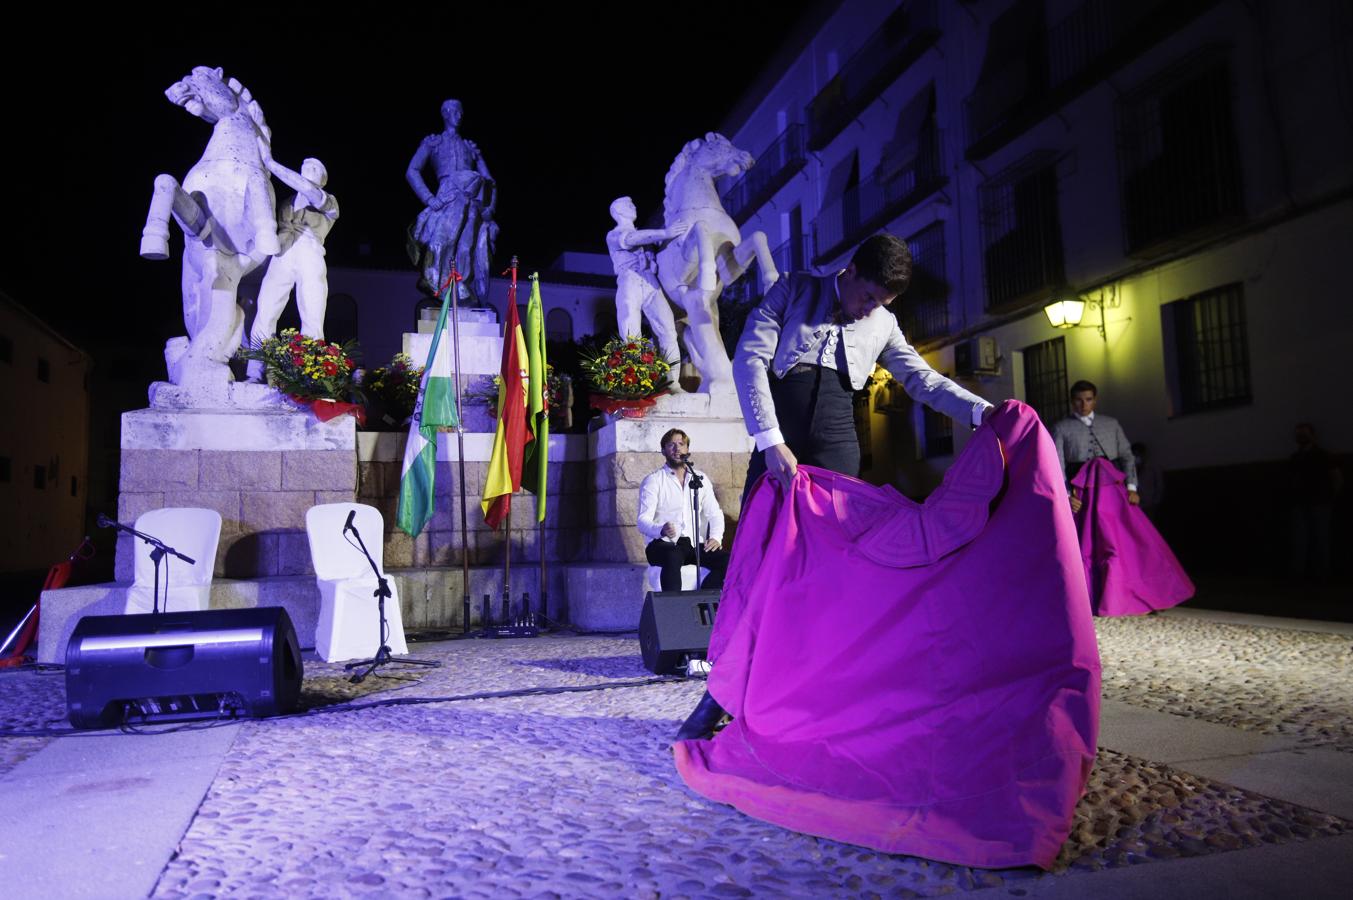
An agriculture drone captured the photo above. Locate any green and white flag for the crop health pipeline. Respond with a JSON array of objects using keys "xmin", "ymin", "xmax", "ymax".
[{"xmin": 397, "ymin": 288, "xmax": 460, "ymax": 537}]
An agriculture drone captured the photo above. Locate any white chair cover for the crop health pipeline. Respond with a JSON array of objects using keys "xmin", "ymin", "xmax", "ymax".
[
  {"xmin": 123, "ymin": 508, "xmax": 222, "ymax": 614},
  {"xmin": 305, "ymin": 503, "xmax": 408, "ymax": 662},
  {"xmin": 645, "ymin": 565, "xmax": 710, "ymax": 593}
]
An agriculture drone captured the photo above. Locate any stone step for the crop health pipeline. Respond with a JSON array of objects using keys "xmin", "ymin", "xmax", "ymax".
[{"xmin": 36, "ymin": 563, "xmax": 655, "ymax": 663}]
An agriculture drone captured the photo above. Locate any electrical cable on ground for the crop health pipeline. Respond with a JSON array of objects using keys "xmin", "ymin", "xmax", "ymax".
[{"xmin": 0, "ymin": 673, "xmax": 693, "ymax": 739}]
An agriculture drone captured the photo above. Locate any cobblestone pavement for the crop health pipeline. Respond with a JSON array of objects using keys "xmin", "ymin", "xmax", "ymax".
[
  {"xmin": 0, "ymin": 615, "xmax": 1349, "ymax": 897},
  {"xmin": 1097, "ymin": 615, "xmax": 1353, "ymax": 752}
]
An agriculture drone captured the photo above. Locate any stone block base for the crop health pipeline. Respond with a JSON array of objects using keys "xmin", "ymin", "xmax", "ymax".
[
  {"xmin": 565, "ymin": 563, "xmax": 652, "ymax": 631},
  {"xmin": 118, "ymin": 408, "xmax": 357, "ymax": 580},
  {"xmin": 38, "ymin": 564, "xmax": 628, "ymax": 663}
]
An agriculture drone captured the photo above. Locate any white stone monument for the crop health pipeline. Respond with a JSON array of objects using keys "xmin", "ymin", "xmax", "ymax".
[
  {"xmin": 654, "ymin": 133, "xmax": 781, "ymax": 394},
  {"xmin": 246, "ymin": 141, "xmax": 340, "ymax": 383},
  {"xmin": 140, "ymin": 66, "xmax": 282, "ymax": 407},
  {"xmin": 606, "ymin": 196, "xmax": 684, "ymax": 390}
]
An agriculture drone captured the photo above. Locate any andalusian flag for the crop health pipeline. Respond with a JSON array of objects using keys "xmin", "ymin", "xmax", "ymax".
[
  {"xmin": 481, "ymin": 286, "xmax": 532, "ymax": 528},
  {"xmin": 520, "ymin": 275, "xmax": 549, "ymax": 523},
  {"xmin": 396, "ymin": 287, "xmax": 460, "ymax": 537}
]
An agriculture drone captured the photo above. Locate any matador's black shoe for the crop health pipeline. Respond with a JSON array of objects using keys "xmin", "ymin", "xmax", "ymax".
[{"xmin": 674, "ymin": 690, "xmax": 729, "ymax": 742}]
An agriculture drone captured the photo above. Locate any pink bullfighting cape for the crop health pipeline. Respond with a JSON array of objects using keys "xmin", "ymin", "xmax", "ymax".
[
  {"xmin": 674, "ymin": 401, "xmax": 1101, "ymax": 870},
  {"xmin": 1070, "ymin": 457, "xmax": 1194, "ymax": 616}
]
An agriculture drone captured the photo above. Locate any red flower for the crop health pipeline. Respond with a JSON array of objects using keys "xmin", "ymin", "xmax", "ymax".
[
  {"xmin": 290, "ymin": 335, "xmax": 304, "ymax": 346},
  {"xmin": 608, "ymin": 354, "xmax": 622, "ymax": 367},
  {"xmin": 322, "ymin": 360, "xmax": 339, "ymax": 376},
  {"xmin": 291, "ymin": 352, "xmax": 304, "ymax": 365},
  {"xmin": 641, "ymin": 352, "xmax": 655, "ymax": 364},
  {"xmin": 626, "ymin": 342, "xmax": 637, "ymax": 351},
  {"xmin": 345, "ymin": 359, "xmax": 356, "ymax": 370},
  {"xmin": 623, "ymin": 371, "xmax": 637, "ymax": 385},
  {"xmin": 326, "ymin": 345, "xmax": 341, "ymax": 356}
]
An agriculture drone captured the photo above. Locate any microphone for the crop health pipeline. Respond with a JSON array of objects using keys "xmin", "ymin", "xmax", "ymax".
[
  {"xmin": 344, "ymin": 509, "xmax": 357, "ymax": 534},
  {"xmin": 679, "ymin": 453, "xmax": 692, "ymax": 462}
]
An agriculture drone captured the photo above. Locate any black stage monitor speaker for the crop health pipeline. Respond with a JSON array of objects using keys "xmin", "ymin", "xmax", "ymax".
[
  {"xmin": 66, "ymin": 606, "xmax": 304, "ymax": 729},
  {"xmin": 639, "ymin": 589, "xmax": 720, "ymax": 675}
]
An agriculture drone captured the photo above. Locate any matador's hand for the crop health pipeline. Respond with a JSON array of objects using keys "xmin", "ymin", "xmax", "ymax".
[{"xmin": 765, "ymin": 443, "xmax": 798, "ymax": 490}]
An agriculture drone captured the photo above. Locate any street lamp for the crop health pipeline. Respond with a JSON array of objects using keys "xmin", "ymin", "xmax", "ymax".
[
  {"xmin": 1042, "ymin": 287, "xmax": 1126, "ymax": 341},
  {"xmin": 1043, "ymin": 298, "xmax": 1086, "ymax": 329}
]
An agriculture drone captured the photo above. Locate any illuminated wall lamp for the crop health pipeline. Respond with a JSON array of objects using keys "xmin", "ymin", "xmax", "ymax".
[
  {"xmin": 1043, "ymin": 287, "xmax": 1126, "ymax": 341},
  {"xmin": 1043, "ymin": 299, "xmax": 1086, "ymax": 329}
]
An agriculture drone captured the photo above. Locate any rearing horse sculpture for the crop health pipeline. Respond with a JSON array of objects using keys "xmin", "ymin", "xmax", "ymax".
[
  {"xmin": 655, "ymin": 133, "xmax": 779, "ymax": 394},
  {"xmin": 141, "ymin": 66, "xmax": 278, "ymax": 396}
]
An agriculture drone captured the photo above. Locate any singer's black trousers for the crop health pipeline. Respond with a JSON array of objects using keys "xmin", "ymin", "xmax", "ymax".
[{"xmin": 645, "ymin": 537, "xmax": 729, "ymax": 592}]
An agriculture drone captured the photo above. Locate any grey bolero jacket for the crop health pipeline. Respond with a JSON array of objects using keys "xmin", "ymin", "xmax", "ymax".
[{"xmin": 733, "ymin": 272, "xmax": 990, "ymax": 443}]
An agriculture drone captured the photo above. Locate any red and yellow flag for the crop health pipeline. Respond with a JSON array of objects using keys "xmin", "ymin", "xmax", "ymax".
[{"xmin": 481, "ymin": 285, "xmax": 533, "ymax": 528}]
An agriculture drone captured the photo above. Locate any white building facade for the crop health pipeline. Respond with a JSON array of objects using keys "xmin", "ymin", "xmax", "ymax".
[{"xmin": 716, "ymin": 0, "xmax": 1352, "ymax": 572}]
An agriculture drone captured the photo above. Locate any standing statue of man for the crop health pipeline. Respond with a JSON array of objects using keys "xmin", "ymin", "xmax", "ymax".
[
  {"xmin": 247, "ymin": 139, "xmax": 339, "ymax": 381},
  {"xmin": 606, "ymin": 196, "xmax": 685, "ymax": 388},
  {"xmin": 406, "ymin": 99, "xmax": 497, "ymax": 303}
]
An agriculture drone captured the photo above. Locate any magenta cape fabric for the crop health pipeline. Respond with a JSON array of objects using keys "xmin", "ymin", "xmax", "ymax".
[
  {"xmin": 673, "ymin": 401, "xmax": 1100, "ymax": 870},
  {"xmin": 1071, "ymin": 458, "xmax": 1194, "ymax": 616}
]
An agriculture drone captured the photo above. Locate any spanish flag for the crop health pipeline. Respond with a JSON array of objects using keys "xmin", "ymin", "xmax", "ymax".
[{"xmin": 481, "ymin": 283, "xmax": 532, "ymax": 528}]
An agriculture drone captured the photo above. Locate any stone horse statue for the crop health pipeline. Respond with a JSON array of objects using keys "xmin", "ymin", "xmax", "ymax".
[
  {"xmin": 655, "ymin": 133, "xmax": 779, "ymax": 393},
  {"xmin": 140, "ymin": 66, "xmax": 279, "ymax": 398}
]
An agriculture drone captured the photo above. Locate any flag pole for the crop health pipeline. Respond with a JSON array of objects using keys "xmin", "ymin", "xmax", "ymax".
[
  {"xmin": 501, "ymin": 256, "xmax": 519, "ymax": 626},
  {"xmin": 532, "ymin": 272, "xmax": 548, "ymax": 627},
  {"xmin": 446, "ymin": 266, "xmax": 472, "ymax": 634}
]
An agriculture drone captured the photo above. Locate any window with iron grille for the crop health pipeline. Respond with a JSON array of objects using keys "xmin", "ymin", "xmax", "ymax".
[
  {"xmin": 1163, "ymin": 283, "xmax": 1251, "ymax": 414},
  {"xmin": 980, "ymin": 154, "xmax": 1065, "ymax": 310},
  {"xmin": 1118, "ymin": 55, "xmax": 1242, "ymax": 254},
  {"xmin": 922, "ymin": 401, "xmax": 954, "ymax": 458},
  {"xmin": 897, "ymin": 222, "xmax": 949, "ymax": 344},
  {"xmin": 1022, "ymin": 336, "xmax": 1068, "ymax": 426}
]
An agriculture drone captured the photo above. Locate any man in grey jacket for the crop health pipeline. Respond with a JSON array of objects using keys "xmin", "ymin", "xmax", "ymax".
[
  {"xmin": 1050, "ymin": 380, "xmax": 1138, "ymax": 513},
  {"xmin": 733, "ymin": 233, "xmax": 992, "ymax": 492}
]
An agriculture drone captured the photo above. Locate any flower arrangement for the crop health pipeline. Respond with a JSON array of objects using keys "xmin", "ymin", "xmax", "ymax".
[
  {"xmin": 239, "ymin": 329, "xmax": 363, "ymax": 417},
  {"xmin": 361, "ymin": 353, "xmax": 424, "ymax": 426},
  {"xmin": 581, "ymin": 335, "xmax": 670, "ymax": 400},
  {"xmin": 465, "ymin": 365, "xmax": 567, "ymax": 410},
  {"xmin": 546, "ymin": 367, "xmax": 571, "ymax": 424}
]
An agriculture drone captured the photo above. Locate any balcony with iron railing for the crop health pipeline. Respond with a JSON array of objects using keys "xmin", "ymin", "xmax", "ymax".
[
  {"xmin": 813, "ymin": 129, "xmax": 945, "ymax": 265},
  {"xmin": 963, "ymin": 0, "xmax": 1214, "ymax": 160},
  {"xmin": 722, "ymin": 125, "xmax": 809, "ymax": 224},
  {"xmin": 806, "ymin": 0, "xmax": 940, "ymax": 151},
  {"xmin": 720, "ymin": 234, "xmax": 813, "ymax": 305},
  {"xmin": 1120, "ymin": 61, "xmax": 1243, "ymax": 256}
]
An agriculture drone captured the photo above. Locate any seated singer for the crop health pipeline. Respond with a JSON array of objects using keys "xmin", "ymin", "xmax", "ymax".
[{"xmin": 637, "ymin": 429, "xmax": 729, "ymax": 592}]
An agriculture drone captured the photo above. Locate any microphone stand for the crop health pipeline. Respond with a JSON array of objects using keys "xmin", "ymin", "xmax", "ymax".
[
  {"xmin": 342, "ymin": 513, "xmax": 440, "ymax": 684},
  {"xmin": 97, "ymin": 514, "xmax": 195, "ymax": 615},
  {"xmin": 683, "ymin": 455, "xmax": 703, "ymax": 579}
]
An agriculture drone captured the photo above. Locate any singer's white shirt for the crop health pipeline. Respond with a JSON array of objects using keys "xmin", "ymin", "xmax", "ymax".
[{"xmin": 636, "ymin": 464, "xmax": 725, "ymax": 545}]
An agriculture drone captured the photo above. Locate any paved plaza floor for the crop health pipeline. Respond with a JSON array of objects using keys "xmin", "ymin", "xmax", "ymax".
[{"xmin": 1, "ymin": 608, "xmax": 1351, "ymax": 899}]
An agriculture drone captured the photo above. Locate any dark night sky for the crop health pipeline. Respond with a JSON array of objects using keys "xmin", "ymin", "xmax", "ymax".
[{"xmin": 1, "ymin": 8, "xmax": 816, "ymax": 349}]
